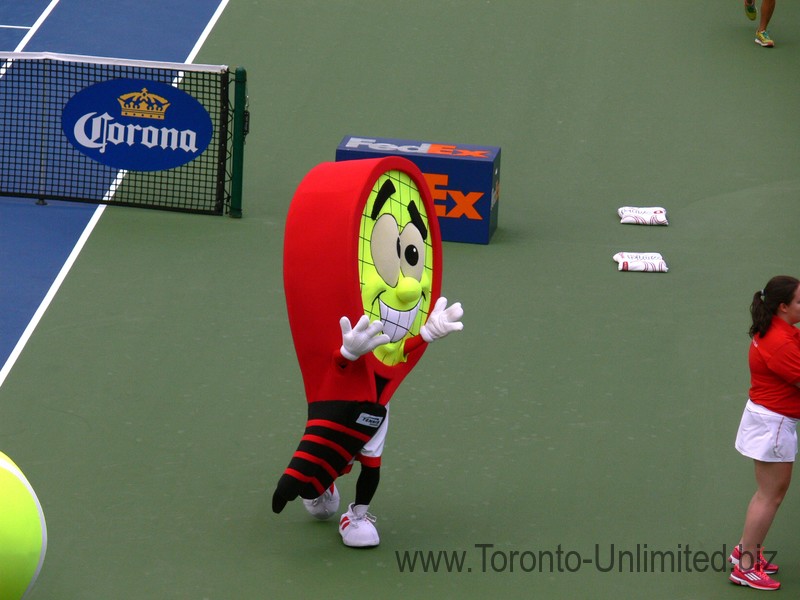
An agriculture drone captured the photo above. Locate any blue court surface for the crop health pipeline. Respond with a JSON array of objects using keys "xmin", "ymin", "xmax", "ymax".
[
  {"xmin": 0, "ymin": 199, "xmax": 96, "ymax": 377},
  {"xmin": 0, "ymin": 0, "xmax": 227, "ymax": 382}
]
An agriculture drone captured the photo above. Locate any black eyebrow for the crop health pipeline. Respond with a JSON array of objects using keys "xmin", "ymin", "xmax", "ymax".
[
  {"xmin": 370, "ymin": 179, "xmax": 396, "ymax": 220},
  {"xmin": 369, "ymin": 177, "xmax": 428, "ymax": 241},
  {"xmin": 407, "ymin": 200, "xmax": 428, "ymax": 241}
]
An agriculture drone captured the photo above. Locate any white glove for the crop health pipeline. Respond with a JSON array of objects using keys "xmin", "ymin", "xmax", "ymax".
[
  {"xmin": 339, "ymin": 315, "xmax": 390, "ymax": 361},
  {"xmin": 420, "ymin": 297, "xmax": 464, "ymax": 343}
]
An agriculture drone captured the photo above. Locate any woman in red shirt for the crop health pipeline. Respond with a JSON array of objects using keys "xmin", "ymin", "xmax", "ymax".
[{"xmin": 731, "ymin": 275, "xmax": 800, "ymax": 590}]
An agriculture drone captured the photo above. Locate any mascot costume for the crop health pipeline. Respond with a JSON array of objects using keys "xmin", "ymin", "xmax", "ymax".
[{"xmin": 272, "ymin": 156, "xmax": 463, "ymax": 547}]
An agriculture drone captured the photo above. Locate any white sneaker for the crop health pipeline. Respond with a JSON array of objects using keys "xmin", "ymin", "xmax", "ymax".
[
  {"xmin": 302, "ymin": 484, "xmax": 340, "ymax": 520},
  {"xmin": 339, "ymin": 503, "xmax": 380, "ymax": 547}
]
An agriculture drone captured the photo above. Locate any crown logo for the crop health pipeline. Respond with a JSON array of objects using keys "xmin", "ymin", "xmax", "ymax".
[{"xmin": 117, "ymin": 88, "xmax": 170, "ymax": 120}]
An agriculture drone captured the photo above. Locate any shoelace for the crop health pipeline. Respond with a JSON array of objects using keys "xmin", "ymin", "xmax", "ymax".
[
  {"xmin": 352, "ymin": 511, "xmax": 377, "ymax": 526},
  {"xmin": 733, "ymin": 546, "xmax": 777, "ymax": 572},
  {"xmin": 310, "ymin": 490, "xmax": 333, "ymax": 507},
  {"xmin": 757, "ymin": 550, "xmax": 777, "ymax": 569}
]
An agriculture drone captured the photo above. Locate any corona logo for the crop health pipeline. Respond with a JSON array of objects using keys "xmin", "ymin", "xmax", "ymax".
[
  {"xmin": 117, "ymin": 88, "xmax": 170, "ymax": 120},
  {"xmin": 72, "ymin": 111, "xmax": 199, "ymax": 155},
  {"xmin": 62, "ymin": 78, "xmax": 213, "ymax": 171}
]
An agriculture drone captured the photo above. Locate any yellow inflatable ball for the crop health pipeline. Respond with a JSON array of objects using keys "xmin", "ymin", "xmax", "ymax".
[{"xmin": 0, "ymin": 451, "xmax": 47, "ymax": 600}]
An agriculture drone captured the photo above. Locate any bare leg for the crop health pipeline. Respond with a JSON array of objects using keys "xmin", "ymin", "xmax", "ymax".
[
  {"xmin": 759, "ymin": 0, "xmax": 776, "ymax": 32},
  {"xmin": 737, "ymin": 460, "xmax": 792, "ymax": 569}
]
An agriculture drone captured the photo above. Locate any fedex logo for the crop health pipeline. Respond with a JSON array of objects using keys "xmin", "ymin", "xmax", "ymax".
[
  {"xmin": 344, "ymin": 136, "xmax": 489, "ymax": 159},
  {"xmin": 423, "ymin": 173, "xmax": 483, "ymax": 220},
  {"xmin": 336, "ymin": 134, "xmax": 500, "ymax": 243}
]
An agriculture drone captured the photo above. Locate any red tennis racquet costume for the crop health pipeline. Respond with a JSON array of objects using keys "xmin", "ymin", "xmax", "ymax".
[{"xmin": 272, "ymin": 157, "xmax": 463, "ymax": 546}]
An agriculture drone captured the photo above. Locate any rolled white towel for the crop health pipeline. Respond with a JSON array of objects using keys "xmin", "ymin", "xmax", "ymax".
[
  {"xmin": 612, "ymin": 252, "xmax": 669, "ymax": 273},
  {"xmin": 617, "ymin": 206, "xmax": 668, "ymax": 226}
]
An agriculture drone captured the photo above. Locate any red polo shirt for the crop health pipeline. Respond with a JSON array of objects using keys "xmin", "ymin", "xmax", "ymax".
[{"xmin": 749, "ymin": 316, "xmax": 800, "ymax": 419}]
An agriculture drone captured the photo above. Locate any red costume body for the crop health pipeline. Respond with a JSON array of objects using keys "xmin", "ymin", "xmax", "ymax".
[{"xmin": 273, "ymin": 157, "xmax": 442, "ymax": 509}]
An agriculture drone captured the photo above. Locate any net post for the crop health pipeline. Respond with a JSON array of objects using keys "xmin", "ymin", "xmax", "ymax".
[{"xmin": 229, "ymin": 66, "xmax": 248, "ymax": 218}]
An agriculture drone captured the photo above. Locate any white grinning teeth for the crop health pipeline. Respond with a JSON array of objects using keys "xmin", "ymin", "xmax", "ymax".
[{"xmin": 379, "ymin": 300, "xmax": 420, "ymax": 343}]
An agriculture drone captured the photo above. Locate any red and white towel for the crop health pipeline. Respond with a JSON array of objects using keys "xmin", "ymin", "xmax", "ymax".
[
  {"xmin": 612, "ymin": 252, "xmax": 669, "ymax": 273},
  {"xmin": 617, "ymin": 206, "xmax": 668, "ymax": 226}
]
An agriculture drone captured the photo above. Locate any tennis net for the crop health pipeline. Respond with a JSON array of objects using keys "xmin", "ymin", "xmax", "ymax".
[{"xmin": 0, "ymin": 52, "xmax": 248, "ymax": 217}]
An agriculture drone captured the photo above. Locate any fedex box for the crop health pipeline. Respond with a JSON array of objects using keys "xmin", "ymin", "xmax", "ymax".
[{"xmin": 336, "ymin": 135, "xmax": 500, "ymax": 244}]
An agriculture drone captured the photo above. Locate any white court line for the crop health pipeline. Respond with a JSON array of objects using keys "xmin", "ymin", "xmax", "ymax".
[
  {"xmin": 0, "ymin": 0, "xmax": 231, "ymax": 389},
  {"xmin": 0, "ymin": 0, "xmax": 60, "ymax": 78},
  {"xmin": 13, "ymin": 0, "xmax": 61, "ymax": 52},
  {"xmin": 0, "ymin": 206, "xmax": 107, "ymax": 388},
  {"xmin": 186, "ymin": 0, "xmax": 229, "ymax": 64}
]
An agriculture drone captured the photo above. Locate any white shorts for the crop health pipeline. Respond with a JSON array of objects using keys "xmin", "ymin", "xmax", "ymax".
[
  {"xmin": 353, "ymin": 405, "xmax": 389, "ymax": 467},
  {"xmin": 735, "ymin": 399, "xmax": 798, "ymax": 462}
]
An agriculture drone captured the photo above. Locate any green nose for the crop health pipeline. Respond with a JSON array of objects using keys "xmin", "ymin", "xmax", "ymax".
[{"xmin": 396, "ymin": 276, "xmax": 421, "ymax": 304}]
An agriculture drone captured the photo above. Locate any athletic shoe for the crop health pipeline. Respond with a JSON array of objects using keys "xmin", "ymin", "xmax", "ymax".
[
  {"xmin": 302, "ymin": 484, "xmax": 340, "ymax": 520},
  {"xmin": 745, "ymin": 0, "xmax": 757, "ymax": 21},
  {"xmin": 729, "ymin": 545, "xmax": 779, "ymax": 574},
  {"xmin": 339, "ymin": 503, "xmax": 380, "ymax": 547},
  {"xmin": 755, "ymin": 30, "xmax": 775, "ymax": 47},
  {"xmin": 730, "ymin": 565, "xmax": 781, "ymax": 590}
]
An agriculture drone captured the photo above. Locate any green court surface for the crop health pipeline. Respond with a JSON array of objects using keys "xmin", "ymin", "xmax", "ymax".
[{"xmin": 4, "ymin": 1, "xmax": 800, "ymax": 598}]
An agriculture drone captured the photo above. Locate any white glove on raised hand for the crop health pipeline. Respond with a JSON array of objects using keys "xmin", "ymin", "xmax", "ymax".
[
  {"xmin": 339, "ymin": 315, "xmax": 391, "ymax": 361},
  {"xmin": 420, "ymin": 297, "xmax": 464, "ymax": 343}
]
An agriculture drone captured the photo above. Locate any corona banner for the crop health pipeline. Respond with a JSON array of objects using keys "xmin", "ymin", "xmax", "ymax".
[{"xmin": 62, "ymin": 78, "xmax": 213, "ymax": 171}]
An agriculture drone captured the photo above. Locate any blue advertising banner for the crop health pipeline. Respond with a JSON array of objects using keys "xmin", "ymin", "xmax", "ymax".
[
  {"xmin": 336, "ymin": 135, "xmax": 500, "ymax": 244},
  {"xmin": 62, "ymin": 78, "xmax": 213, "ymax": 171}
]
